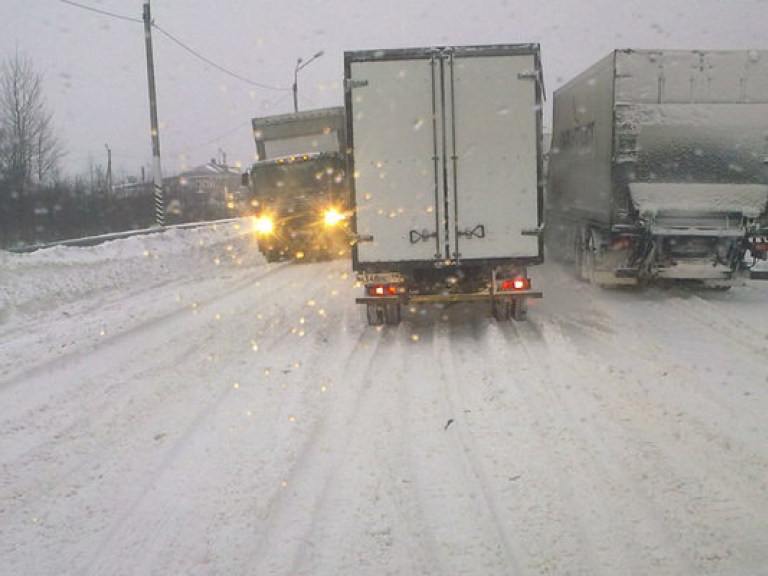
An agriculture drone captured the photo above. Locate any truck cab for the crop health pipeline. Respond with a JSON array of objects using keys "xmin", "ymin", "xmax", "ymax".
[{"xmin": 244, "ymin": 107, "xmax": 350, "ymax": 262}]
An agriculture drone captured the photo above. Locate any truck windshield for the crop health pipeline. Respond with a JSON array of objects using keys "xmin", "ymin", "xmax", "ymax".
[{"xmin": 252, "ymin": 155, "xmax": 344, "ymax": 198}]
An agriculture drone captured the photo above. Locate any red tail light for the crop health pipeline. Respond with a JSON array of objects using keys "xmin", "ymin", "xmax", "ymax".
[
  {"xmin": 610, "ymin": 236, "xmax": 633, "ymax": 251},
  {"xmin": 501, "ymin": 278, "xmax": 530, "ymax": 291},
  {"xmin": 369, "ymin": 284, "xmax": 401, "ymax": 296}
]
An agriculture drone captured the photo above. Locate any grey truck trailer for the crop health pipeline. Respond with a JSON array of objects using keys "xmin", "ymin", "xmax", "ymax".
[{"xmin": 547, "ymin": 49, "xmax": 768, "ymax": 287}]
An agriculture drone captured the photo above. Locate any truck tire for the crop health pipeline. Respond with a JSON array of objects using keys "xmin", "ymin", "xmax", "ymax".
[
  {"xmin": 366, "ymin": 303, "xmax": 401, "ymax": 326},
  {"xmin": 580, "ymin": 229, "xmax": 597, "ymax": 283},
  {"xmin": 511, "ymin": 298, "xmax": 528, "ymax": 321},
  {"xmin": 366, "ymin": 304, "xmax": 384, "ymax": 326},
  {"xmin": 492, "ymin": 298, "xmax": 512, "ymax": 321},
  {"xmin": 383, "ymin": 303, "xmax": 401, "ymax": 325},
  {"xmin": 265, "ymin": 250, "xmax": 280, "ymax": 263}
]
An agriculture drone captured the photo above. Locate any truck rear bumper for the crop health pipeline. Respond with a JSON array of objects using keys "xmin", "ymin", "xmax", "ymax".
[
  {"xmin": 654, "ymin": 261, "xmax": 740, "ymax": 281},
  {"xmin": 356, "ymin": 290, "xmax": 543, "ymax": 306},
  {"xmin": 596, "ymin": 265, "xmax": 748, "ymax": 286},
  {"xmin": 596, "ymin": 270, "xmax": 639, "ymax": 286}
]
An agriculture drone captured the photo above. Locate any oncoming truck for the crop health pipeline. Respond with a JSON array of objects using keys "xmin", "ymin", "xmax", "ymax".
[
  {"xmin": 345, "ymin": 44, "xmax": 545, "ymax": 325},
  {"xmin": 243, "ymin": 107, "xmax": 349, "ymax": 262},
  {"xmin": 547, "ymin": 49, "xmax": 768, "ymax": 287}
]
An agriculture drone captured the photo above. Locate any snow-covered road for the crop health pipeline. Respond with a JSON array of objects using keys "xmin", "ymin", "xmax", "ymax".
[{"xmin": 2, "ymin": 220, "xmax": 767, "ymax": 575}]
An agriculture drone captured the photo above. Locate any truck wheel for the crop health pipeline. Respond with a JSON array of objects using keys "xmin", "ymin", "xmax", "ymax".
[
  {"xmin": 511, "ymin": 298, "xmax": 528, "ymax": 321},
  {"xmin": 366, "ymin": 304, "xmax": 384, "ymax": 326},
  {"xmin": 492, "ymin": 298, "xmax": 512, "ymax": 321},
  {"xmin": 366, "ymin": 303, "xmax": 401, "ymax": 326},
  {"xmin": 383, "ymin": 303, "xmax": 401, "ymax": 325},
  {"xmin": 265, "ymin": 250, "xmax": 279, "ymax": 263},
  {"xmin": 580, "ymin": 230, "xmax": 597, "ymax": 283}
]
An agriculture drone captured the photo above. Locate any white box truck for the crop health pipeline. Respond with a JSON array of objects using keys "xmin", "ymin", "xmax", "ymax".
[
  {"xmin": 547, "ymin": 49, "xmax": 768, "ymax": 287},
  {"xmin": 344, "ymin": 44, "xmax": 545, "ymax": 325}
]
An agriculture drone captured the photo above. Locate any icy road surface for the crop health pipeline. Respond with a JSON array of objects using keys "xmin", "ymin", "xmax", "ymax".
[{"xmin": 2, "ymin": 220, "xmax": 767, "ymax": 576}]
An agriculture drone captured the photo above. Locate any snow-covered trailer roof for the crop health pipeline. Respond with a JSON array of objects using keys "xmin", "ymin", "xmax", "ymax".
[{"xmin": 549, "ymin": 49, "xmax": 768, "ymax": 227}]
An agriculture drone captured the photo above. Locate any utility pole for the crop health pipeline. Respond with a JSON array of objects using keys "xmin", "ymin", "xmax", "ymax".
[
  {"xmin": 105, "ymin": 144, "xmax": 113, "ymax": 193},
  {"xmin": 143, "ymin": 1, "xmax": 165, "ymax": 227}
]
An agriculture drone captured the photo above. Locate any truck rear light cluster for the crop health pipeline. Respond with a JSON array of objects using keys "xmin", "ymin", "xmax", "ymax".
[
  {"xmin": 277, "ymin": 154, "xmax": 311, "ymax": 164},
  {"xmin": 368, "ymin": 284, "xmax": 403, "ymax": 297},
  {"xmin": 751, "ymin": 240, "xmax": 768, "ymax": 259},
  {"xmin": 500, "ymin": 277, "xmax": 530, "ymax": 291},
  {"xmin": 610, "ymin": 236, "xmax": 633, "ymax": 251},
  {"xmin": 323, "ymin": 208, "xmax": 346, "ymax": 227}
]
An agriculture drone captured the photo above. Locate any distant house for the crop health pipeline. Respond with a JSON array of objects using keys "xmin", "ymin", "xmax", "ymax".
[{"xmin": 164, "ymin": 161, "xmax": 246, "ymax": 222}]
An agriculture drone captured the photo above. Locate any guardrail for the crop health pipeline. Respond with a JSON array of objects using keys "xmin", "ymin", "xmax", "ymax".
[{"xmin": 3, "ymin": 218, "xmax": 242, "ymax": 254}]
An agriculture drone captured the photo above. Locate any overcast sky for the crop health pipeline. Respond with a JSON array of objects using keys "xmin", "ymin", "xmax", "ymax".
[{"xmin": 3, "ymin": 0, "xmax": 767, "ymax": 179}]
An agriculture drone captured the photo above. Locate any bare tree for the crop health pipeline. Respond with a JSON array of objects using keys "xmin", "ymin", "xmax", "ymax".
[{"xmin": 0, "ymin": 49, "xmax": 63, "ymax": 243}]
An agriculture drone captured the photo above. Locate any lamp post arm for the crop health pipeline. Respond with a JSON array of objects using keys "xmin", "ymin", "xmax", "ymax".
[{"xmin": 292, "ymin": 51, "xmax": 324, "ymax": 113}]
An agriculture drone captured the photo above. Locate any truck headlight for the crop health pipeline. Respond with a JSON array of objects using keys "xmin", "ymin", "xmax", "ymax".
[
  {"xmin": 254, "ymin": 215, "xmax": 275, "ymax": 235},
  {"xmin": 324, "ymin": 208, "xmax": 346, "ymax": 227}
]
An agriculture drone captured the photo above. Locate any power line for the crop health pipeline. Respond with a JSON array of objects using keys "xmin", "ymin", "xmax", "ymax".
[
  {"xmin": 58, "ymin": 0, "xmax": 289, "ymax": 92},
  {"xmin": 168, "ymin": 119, "xmax": 253, "ymax": 157},
  {"xmin": 151, "ymin": 24, "xmax": 289, "ymax": 92},
  {"xmin": 58, "ymin": 0, "xmax": 142, "ymax": 23}
]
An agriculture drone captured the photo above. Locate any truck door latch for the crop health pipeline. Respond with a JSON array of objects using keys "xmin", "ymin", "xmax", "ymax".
[
  {"xmin": 410, "ymin": 229, "xmax": 437, "ymax": 243},
  {"xmin": 457, "ymin": 225, "xmax": 486, "ymax": 239}
]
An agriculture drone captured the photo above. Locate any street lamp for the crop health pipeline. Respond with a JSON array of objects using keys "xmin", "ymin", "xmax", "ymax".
[{"xmin": 293, "ymin": 50, "xmax": 324, "ymax": 113}]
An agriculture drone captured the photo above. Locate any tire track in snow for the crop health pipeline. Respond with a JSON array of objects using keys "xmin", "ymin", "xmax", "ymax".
[
  {"xmin": 492, "ymin": 317, "xmax": 695, "ymax": 574},
  {"xmin": 1, "ymin": 259, "xmax": 344, "ymax": 575},
  {"xmin": 532, "ymin": 265, "xmax": 768, "ymax": 573},
  {"xmin": 363, "ymin": 307, "xmax": 528, "ymax": 576},
  {"xmin": 660, "ymin": 289, "xmax": 768, "ymax": 358},
  {"xmin": 499, "ymin": 265, "xmax": 768, "ymax": 576},
  {"xmin": 544, "ymin": 283, "xmax": 768, "ymax": 471},
  {"xmin": 81, "ymin": 372, "xmax": 239, "ymax": 575},
  {"xmin": 0, "ymin": 260, "xmax": 288, "ymax": 394},
  {"xmin": 432, "ymin": 316, "xmax": 527, "ymax": 574},
  {"xmin": 246, "ymin": 320, "xmax": 390, "ymax": 574},
  {"xmin": 0, "ymin": 259, "xmax": 288, "ymax": 470},
  {"xmin": 250, "ymin": 314, "xmax": 467, "ymax": 576},
  {"xmin": 531, "ymin": 311, "xmax": 768, "ymax": 574},
  {"xmin": 80, "ymin": 261, "xmax": 360, "ymax": 575}
]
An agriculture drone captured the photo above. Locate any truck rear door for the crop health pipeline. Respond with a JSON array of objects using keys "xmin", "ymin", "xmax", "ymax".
[{"xmin": 346, "ymin": 46, "xmax": 542, "ymax": 267}]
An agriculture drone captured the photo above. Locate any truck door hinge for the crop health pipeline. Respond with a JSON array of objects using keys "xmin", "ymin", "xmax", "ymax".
[
  {"xmin": 345, "ymin": 79, "xmax": 369, "ymax": 91},
  {"xmin": 521, "ymin": 225, "xmax": 544, "ymax": 237},
  {"xmin": 350, "ymin": 233, "xmax": 374, "ymax": 244},
  {"xmin": 518, "ymin": 70, "xmax": 546, "ymax": 99}
]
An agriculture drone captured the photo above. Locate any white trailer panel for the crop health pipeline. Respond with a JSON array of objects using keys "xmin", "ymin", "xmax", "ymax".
[
  {"xmin": 451, "ymin": 55, "xmax": 540, "ymax": 260},
  {"xmin": 348, "ymin": 58, "xmax": 437, "ymax": 263},
  {"xmin": 346, "ymin": 46, "xmax": 543, "ymax": 269}
]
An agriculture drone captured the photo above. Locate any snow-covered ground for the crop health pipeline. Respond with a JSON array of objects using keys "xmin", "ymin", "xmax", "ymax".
[{"xmin": 1, "ymin": 219, "xmax": 767, "ymax": 576}]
